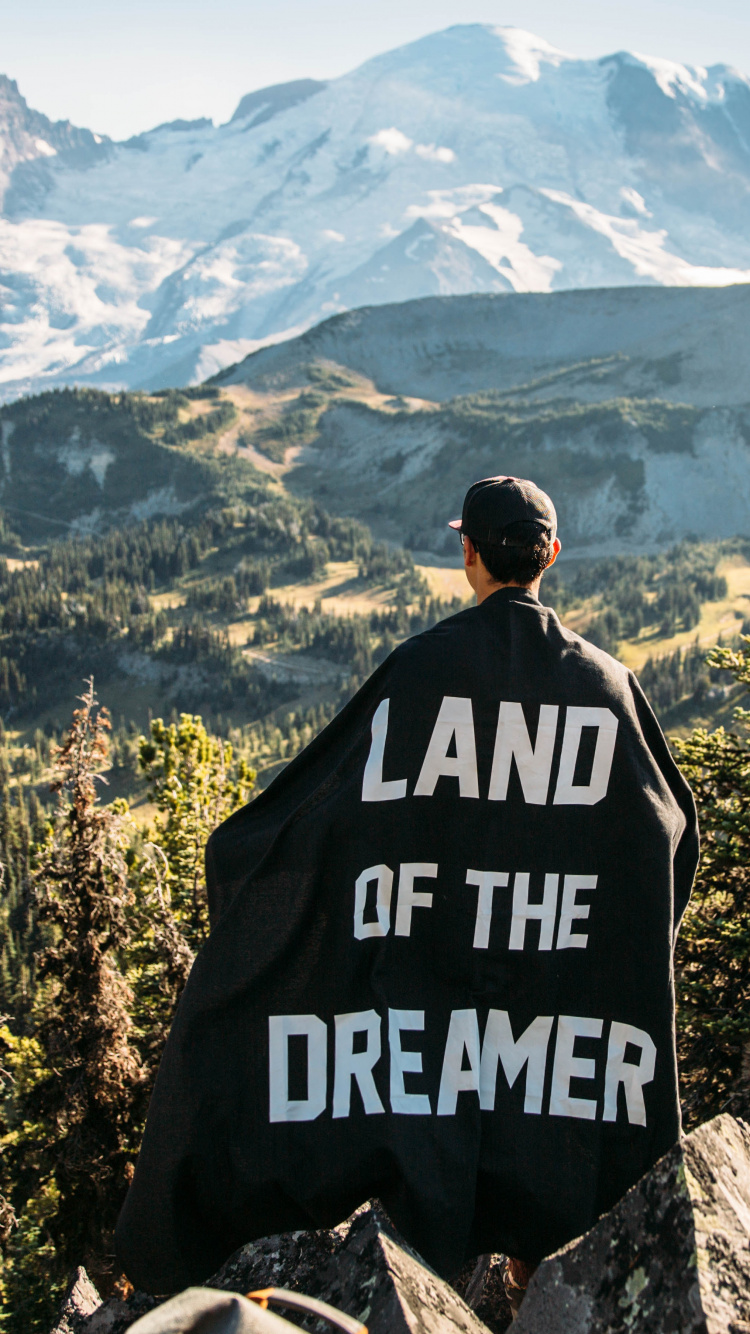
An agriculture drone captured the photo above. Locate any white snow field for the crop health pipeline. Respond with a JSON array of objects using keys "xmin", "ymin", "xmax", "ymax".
[{"xmin": 3, "ymin": 24, "xmax": 750, "ymax": 398}]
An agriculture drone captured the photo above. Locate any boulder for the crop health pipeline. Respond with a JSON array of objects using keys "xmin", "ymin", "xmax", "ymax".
[
  {"xmin": 83, "ymin": 1294, "xmax": 158, "ymax": 1334},
  {"xmin": 208, "ymin": 1204, "xmax": 497, "ymax": 1334},
  {"xmin": 288, "ymin": 1204, "xmax": 492, "ymax": 1334},
  {"xmin": 205, "ymin": 1207, "xmax": 353, "ymax": 1297},
  {"xmin": 66, "ymin": 1205, "xmax": 498, "ymax": 1334},
  {"xmin": 50, "ymin": 1115, "xmax": 750, "ymax": 1334},
  {"xmin": 49, "ymin": 1269, "xmax": 158, "ymax": 1334},
  {"xmin": 514, "ymin": 1113, "xmax": 750, "ymax": 1333}
]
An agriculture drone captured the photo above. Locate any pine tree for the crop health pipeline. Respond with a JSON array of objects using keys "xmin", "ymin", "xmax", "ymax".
[
  {"xmin": 0, "ymin": 682, "xmax": 144, "ymax": 1324},
  {"xmin": 138, "ymin": 713, "xmax": 255, "ymax": 951},
  {"xmin": 673, "ymin": 639, "xmax": 750, "ymax": 1127}
]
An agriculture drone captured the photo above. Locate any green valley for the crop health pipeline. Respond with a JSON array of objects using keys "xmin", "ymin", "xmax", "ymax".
[{"xmin": 0, "ymin": 379, "xmax": 746, "ymax": 809}]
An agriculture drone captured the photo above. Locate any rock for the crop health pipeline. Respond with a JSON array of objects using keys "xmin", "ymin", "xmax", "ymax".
[
  {"xmin": 514, "ymin": 1113, "xmax": 750, "ymax": 1333},
  {"xmin": 50, "ymin": 1268, "xmax": 102, "ymax": 1334},
  {"xmin": 65, "ymin": 1213, "xmax": 351, "ymax": 1333},
  {"xmin": 206, "ymin": 1209, "xmax": 354, "ymax": 1298},
  {"xmin": 453, "ymin": 1255, "xmax": 512, "ymax": 1334},
  {"xmin": 85, "ymin": 1295, "xmax": 157, "ymax": 1334},
  {"xmin": 211, "ymin": 1204, "xmax": 495, "ymax": 1334},
  {"xmin": 73, "ymin": 1204, "xmax": 492, "ymax": 1334},
  {"xmin": 55, "ymin": 1288, "xmax": 157, "ymax": 1334},
  {"xmin": 304, "ymin": 1205, "xmax": 492, "ymax": 1334},
  {"xmin": 55, "ymin": 1114, "xmax": 750, "ymax": 1334}
]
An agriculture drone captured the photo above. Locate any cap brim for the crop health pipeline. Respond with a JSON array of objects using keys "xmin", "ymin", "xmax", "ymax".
[{"xmin": 447, "ymin": 518, "xmax": 462, "ymax": 530}]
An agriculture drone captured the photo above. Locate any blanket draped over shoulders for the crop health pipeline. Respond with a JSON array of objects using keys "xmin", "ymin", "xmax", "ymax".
[{"xmin": 116, "ymin": 586, "xmax": 698, "ymax": 1294}]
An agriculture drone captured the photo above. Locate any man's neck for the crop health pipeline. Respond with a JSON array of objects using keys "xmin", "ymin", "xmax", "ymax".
[{"xmin": 476, "ymin": 577, "xmax": 540, "ymax": 606}]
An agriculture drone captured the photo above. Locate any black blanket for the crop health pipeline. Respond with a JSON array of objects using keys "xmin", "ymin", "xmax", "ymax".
[{"xmin": 116, "ymin": 587, "xmax": 698, "ymax": 1292}]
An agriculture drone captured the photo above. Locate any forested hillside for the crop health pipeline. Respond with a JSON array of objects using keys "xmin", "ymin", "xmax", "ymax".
[{"xmin": 0, "ymin": 383, "xmax": 746, "ymax": 748}]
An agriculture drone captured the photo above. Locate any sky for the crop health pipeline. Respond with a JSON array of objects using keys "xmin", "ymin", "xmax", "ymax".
[{"xmin": 2, "ymin": 0, "xmax": 750, "ymax": 140}]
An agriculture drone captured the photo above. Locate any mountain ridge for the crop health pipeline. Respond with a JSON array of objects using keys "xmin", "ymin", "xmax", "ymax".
[
  {"xmin": 3, "ymin": 24, "xmax": 750, "ymax": 399},
  {"xmin": 5, "ymin": 278, "xmax": 750, "ymax": 563},
  {"xmin": 0, "ymin": 74, "xmax": 110, "ymax": 209},
  {"xmin": 215, "ymin": 284, "xmax": 750, "ymax": 407}
]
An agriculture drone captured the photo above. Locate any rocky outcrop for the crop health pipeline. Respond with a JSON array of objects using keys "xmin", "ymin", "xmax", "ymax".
[
  {"xmin": 515, "ymin": 1112, "xmax": 750, "ymax": 1333},
  {"xmin": 211, "ymin": 1206, "xmax": 511, "ymax": 1332},
  {"xmin": 54, "ymin": 1115, "xmax": 750, "ymax": 1334},
  {"xmin": 283, "ymin": 1205, "xmax": 493, "ymax": 1334},
  {"xmin": 65, "ymin": 1205, "xmax": 505, "ymax": 1334}
]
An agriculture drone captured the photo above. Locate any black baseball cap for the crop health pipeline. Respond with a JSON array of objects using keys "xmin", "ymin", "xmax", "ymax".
[{"xmin": 448, "ymin": 475, "xmax": 557, "ymax": 545}]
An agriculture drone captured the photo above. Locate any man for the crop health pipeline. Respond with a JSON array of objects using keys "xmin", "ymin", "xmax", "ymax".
[{"xmin": 117, "ymin": 476, "xmax": 698, "ymax": 1298}]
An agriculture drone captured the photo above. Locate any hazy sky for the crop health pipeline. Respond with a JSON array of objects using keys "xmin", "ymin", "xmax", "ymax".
[{"xmin": 3, "ymin": 0, "xmax": 750, "ymax": 140}]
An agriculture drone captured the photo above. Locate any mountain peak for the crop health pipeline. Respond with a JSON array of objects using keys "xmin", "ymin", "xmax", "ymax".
[
  {"xmin": 2, "ymin": 26, "xmax": 750, "ymax": 399},
  {"xmin": 0, "ymin": 72, "xmax": 110, "ymax": 211},
  {"xmin": 487, "ymin": 26, "xmax": 573, "ymax": 82}
]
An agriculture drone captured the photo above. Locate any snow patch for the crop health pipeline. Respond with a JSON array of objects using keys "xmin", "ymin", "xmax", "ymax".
[
  {"xmin": 129, "ymin": 217, "xmax": 158, "ymax": 228},
  {"xmin": 56, "ymin": 434, "xmax": 115, "ymax": 486},
  {"xmin": 192, "ymin": 325, "xmax": 310, "ymax": 381},
  {"xmin": 69, "ymin": 507, "xmax": 102, "ymax": 535},
  {"xmin": 415, "ymin": 144, "xmax": 455, "ymax": 163},
  {"xmin": 369, "ymin": 128, "xmax": 413, "ymax": 155},
  {"xmin": 34, "ymin": 139, "xmax": 57, "ymax": 157},
  {"xmin": 129, "ymin": 487, "xmax": 187, "ymax": 521},
  {"xmin": 540, "ymin": 188, "xmax": 750, "ymax": 286},
  {"xmin": 369, "ymin": 130, "xmax": 453, "ymax": 164},
  {"xmin": 631, "ymin": 53, "xmax": 708, "ymax": 101},
  {"xmin": 493, "ymin": 26, "xmax": 572, "ymax": 85},
  {"xmin": 620, "ymin": 187, "xmax": 651, "ymax": 217},
  {"xmin": 448, "ymin": 202, "xmax": 562, "ymax": 291},
  {"xmin": 406, "ymin": 185, "xmax": 504, "ymax": 221}
]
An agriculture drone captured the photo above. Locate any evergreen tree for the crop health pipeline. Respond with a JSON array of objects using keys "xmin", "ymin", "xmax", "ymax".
[
  {"xmin": 673, "ymin": 639, "xmax": 750, "ymax": 1127},
  {"xmin": 0, "ymin": 682, "xmax": 143, "ymax": 1325},
  {"xmin": 0, "ymin": 742, "xmax": 46, "ymax": 1016},
  {"xmin": 138, "ymin": 714, "xmax": 255, "ymax": 951}
]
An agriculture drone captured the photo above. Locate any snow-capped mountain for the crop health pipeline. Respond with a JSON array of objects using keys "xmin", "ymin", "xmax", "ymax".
[
  {"xmin": 3, "ymin": 25, "xmax": 750, "ymax": 399},
  {"xmin": 0, "ymin": 76, "xmax": 110, "ymax": 210}
]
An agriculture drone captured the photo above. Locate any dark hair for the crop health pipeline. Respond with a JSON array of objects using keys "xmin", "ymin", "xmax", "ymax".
[{"xmin": 469, "ymin": 521, "xmax": 554, "ymax": 586}]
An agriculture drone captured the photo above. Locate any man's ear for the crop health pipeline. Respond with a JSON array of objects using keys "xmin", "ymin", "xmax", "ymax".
[
  {"xmin": 463, "ymin": 536, "xmax": 478, "ymax": 569},
  {"xmin": 462, "ymin": 535, "xmax": 480, "ymax": 594},
  {"xmin": 545, "ymin": 537, "xmax": 561, "ymax": 571}
]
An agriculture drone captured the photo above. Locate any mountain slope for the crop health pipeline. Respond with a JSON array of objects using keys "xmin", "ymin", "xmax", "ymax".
[
  {"xmin": 215, "ymin": 284, "xmax": 750, "ymax": 408},
  {"xmin": 216, "ymin": 286, "xmax": 750, "ymax": 556},
  {"xmin": 3, "ymin": 26, "xmax": 750, "ymax": 398},
  {"xmin": 5, "ymin": 283, "xmax": 750, "ymax": 559}
]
